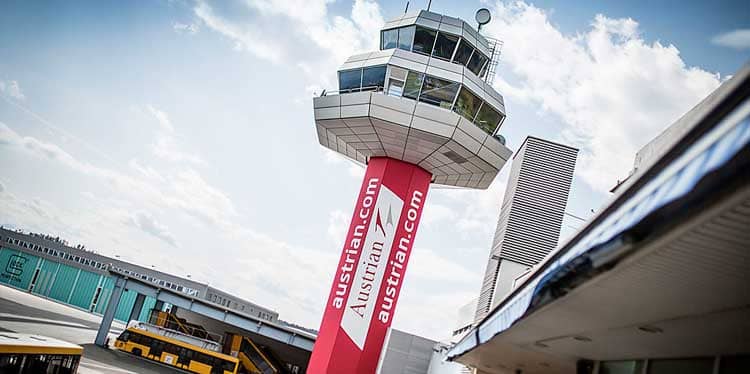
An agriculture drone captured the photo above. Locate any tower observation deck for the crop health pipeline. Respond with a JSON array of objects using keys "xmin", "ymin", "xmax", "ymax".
[
  {"xmin": 313, "ymin": 10, "xmax": 512, "ymax": 188},
  {"xmin": 309, "ymin": 9, "xmax": 512, "ymax": 374}
]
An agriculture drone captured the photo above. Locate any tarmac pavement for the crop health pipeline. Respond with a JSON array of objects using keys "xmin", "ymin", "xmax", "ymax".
[{"xmin": 0, "ymin": 284, "xmax": 181, "ymax": 373}]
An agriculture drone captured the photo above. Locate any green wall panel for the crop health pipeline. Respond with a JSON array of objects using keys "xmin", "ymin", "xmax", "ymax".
[
  {"xmin": 0, "ymin": 247, "xmax": 40, "ymax": 290},
  {"xmin": 139, "ymin": 296, "xmax": 157, "ymax": 322},
  {"xmin": 32, "ymin": 259, "xmax": 59, "ymax": 297},
  {"xmin": 69, "ymin": 270, "xmax": 100, "ymax": 309},
  {"xmin": 48, "ymin": 264, "xmax": 78, "ymax": 302},
  {"xmin": 115, "ymin": 289, "xmax": 137, "ymax": 322}
]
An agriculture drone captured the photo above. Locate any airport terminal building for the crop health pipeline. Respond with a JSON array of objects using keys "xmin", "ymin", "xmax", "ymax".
[{"xmin": 0, "ymin": 227, "xmax": 278, "ymax": 324}]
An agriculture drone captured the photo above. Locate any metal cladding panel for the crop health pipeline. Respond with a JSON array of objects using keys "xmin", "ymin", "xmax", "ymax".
[
  {"xmin": 68, "ymin": 270, "xmax": 99, "ymax": 309},
  {"xmin": 115, "ymin": 289, "xmax": 137, "ymax": 322},
  {"xmin": 0, "ymin": 248, "xmax": 40, "ymax": 290},
  {"xmin": 48, "ymin": 263, "xmax": 77, "ymax": 302},
  {"xmin": 308, "ymin": 157, "xmax": 432, "ymax": 374}
]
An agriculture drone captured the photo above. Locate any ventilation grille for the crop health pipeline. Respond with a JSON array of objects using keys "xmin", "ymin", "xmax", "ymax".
[{"xmin": 443, "ymin": 150, "xmax": 468, "ymax": 164}]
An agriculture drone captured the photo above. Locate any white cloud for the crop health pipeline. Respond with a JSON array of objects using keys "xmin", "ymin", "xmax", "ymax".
[
  {"xmin": 326, "ymin": 209, "xmax": 349, "ymax": 246},
  {"xmin": 173, "ymin": 22, "xmax": 199, "ymax": 35},
  {"xmin": 433, "ymin": 169, "xmax": 509, "ymax": 238},
  {"xmin": 322, "ymin": 148, "xmax": 365, "ymax": 178},
  {"xmin": 0, "ymin": 120, "xmax": 333, "ymax": 327},
  {"xmin": 147, "ymin": 105, "xmax": 206, "ymax": 166},
  {"xmin": 408, "ymin": 248, "xmax": 478, "ymax": 282},
  {"xmin": 485, "ymin": 2, "xmax": 721, "ymax": 192},
  {"xmin": 711, "ymin": 29, "xmax": 750, "ymax": 50},
  {"xmin": 0, "ymin": 122, "xmax": 218, "ymax": 228},
  {"xmin": 147, "ymin": 105, "xmax": 175, "ymax": 133},
  {"xmin": 194, "ymin": 0, "xmax": 383, "ymax": 87},
  {"xmin": 152, "ymin": 136, "xmax": 207, "ymax": 165},
  {"xmin": 131, "ymin": 211, "xmax": 178, "ymax": 247},
  {"xmin": 0, "ymin": 80, "xmax": 25, "ymax": 100}
]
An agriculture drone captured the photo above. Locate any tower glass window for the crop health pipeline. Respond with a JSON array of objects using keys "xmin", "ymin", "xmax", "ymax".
[
  {"xmin": 453, "ymin": 87, "xmax": 482, "ymax": 120},
  {"xmin": 398, "ymin": 26, "xmax": 415, "ymax": 51},
  {"xmin": 473, "ymin": 103, "xmax": 503, "ymax": 135},
  {"xmin": 453, "ymin": 39, "xmax": 474, "ymax": 66},
  {"xmin": 432, "ymin": 32, "xmax": 459, "ymax": 60},
  {"xmin": 403, "ymin": 71, "xmax": 424, "ymax": 100},
  {"xmin": 412, "ymin": 26, "xmax": 436, "ymax": 55},
  {"xmin": 419, "ymin": 76, "xmax": 460, "ymax": 109},
  {"xmin": 381, "ymin": 28, "xmax": 398, "ymax": 50},
  {"xmin": 467, "ymin": 52, "xmax": 488, "ymax": 76},
  {"xmin": 338, "ymin": 69, "xmax": 361, "ymax": 93},
  {"xmin": 361, "ymin": 65, "xmax": 386, "ymax": 90}
]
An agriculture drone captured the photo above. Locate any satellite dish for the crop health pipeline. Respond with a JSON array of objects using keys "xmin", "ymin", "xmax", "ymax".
[{"xmin": 475, "ymin": 8, "xmax": 491, "ymax": 29}]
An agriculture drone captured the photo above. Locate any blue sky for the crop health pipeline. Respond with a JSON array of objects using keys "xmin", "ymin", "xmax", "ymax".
[{"xmin": 1, "ymin": 0, "xmax": 748, "ymax": 339}]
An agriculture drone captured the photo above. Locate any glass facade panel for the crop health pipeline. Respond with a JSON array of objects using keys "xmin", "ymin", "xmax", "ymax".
[
  {"xmin": 381, "ymin": 28, "xmax": 398, "ymax": 50},
  {"xmin": 398, "ymin": 26, "xmax": 415, "ymax": 51},
  {"xmin": 453, "ymin": 87, "xmax": 482, "ymax": 120},
  {"xmin": 468, "ymin": 52, "xmax": 488, "ymax": 76},
  {"xmin": 338, "ymin": 69, "xmax": 361, "ymax": 93},
  {"xmin": 433, "ymin": 32, "xmax": 459, "ymax": 60},
  {"xmin": 412, "ymin": 26, "xmax": 436, "ymax": 55},
  {"xmin": 419, "ymin": 76, "xmax": 459, "ymax": 109},
  {"xmin": 403, "ymin": 71, "xmax": 424, "ymax": 100},
  {"xmin": 600, "ymin": 361, "xmax": 645, "ymax": 374},
  {"xmin": 474, "ymin": 103, "xmax": 503, "ymax": 134},
  {"xmin": 362, "ymin": 65, "xmax": 386, "ymax": 90},
  {"xmin": 453, "ymin": 39, "xmax": 474, "ymax": 66},
  {"xmin": 648, "ymin": 358, "xmax": 714, "ymax": 374},
  {"xmin": 388, "ymin": 80, "xmax": 404, "ymax": 97}
]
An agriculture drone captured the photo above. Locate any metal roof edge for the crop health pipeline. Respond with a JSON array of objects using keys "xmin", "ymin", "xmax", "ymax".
[{"xmin": 447, "ymin": 63, "xmax": 750, "ymax": 362}]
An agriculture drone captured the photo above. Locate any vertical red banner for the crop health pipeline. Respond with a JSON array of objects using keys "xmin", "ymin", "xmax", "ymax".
[{"xmin": 308, "ymin": 157, "xmax": 431, "ymax": 374}]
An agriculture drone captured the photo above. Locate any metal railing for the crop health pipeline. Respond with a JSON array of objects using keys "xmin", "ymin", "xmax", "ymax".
[{"xmin": 484, "ymin": 37, "xmax": 503, "ymax": 85}]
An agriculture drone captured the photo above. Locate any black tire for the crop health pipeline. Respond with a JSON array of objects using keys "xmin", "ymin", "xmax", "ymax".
[{"xmin": 131, "ymin": 348, "xmax": 142, "ymax": 356}]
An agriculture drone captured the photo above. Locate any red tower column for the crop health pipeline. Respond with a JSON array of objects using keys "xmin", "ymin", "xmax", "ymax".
[{"xmin": 308, "ymin": 157, "xmax": 431, "ymax": 374}]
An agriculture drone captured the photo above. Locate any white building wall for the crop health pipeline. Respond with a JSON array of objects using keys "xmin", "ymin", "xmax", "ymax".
[
  {"xmin": 490, "ymin": 259, "xmax": 529, "ymax": 311},
  {"xmin": 377, "ymin": 328, "xmax": 437, "ymax": 374}
]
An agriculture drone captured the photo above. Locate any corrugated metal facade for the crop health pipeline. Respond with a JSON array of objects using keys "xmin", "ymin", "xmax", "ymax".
[
  {"xmin": 475, "ymin": 137, "xmax": 578, "ymax": 323},
  {"xmin": 0, "ymin": 246, "xmax": 155, "ymax": 322}
]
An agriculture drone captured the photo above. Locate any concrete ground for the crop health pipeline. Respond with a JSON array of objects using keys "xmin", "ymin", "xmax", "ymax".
[{"xmin": 0, "ymin": 284, "xmax": 180, "ymax": 373}]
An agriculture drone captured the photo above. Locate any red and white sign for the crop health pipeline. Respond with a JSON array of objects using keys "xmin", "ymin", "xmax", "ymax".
[{"xmin": 308, "ymin": 157, "xmax": 431, "ymax": 374}]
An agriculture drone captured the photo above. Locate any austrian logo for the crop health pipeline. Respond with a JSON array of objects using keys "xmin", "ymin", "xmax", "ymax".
[
  {"xmin": 6, "ymin": 254, "xmax": 26, "ymax": 276},
  {"xmin": 340, "ymin": 185, "xmax": 403, "ymax": 349}
]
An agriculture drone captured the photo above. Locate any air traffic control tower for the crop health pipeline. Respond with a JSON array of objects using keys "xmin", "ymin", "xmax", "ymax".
[{"xmin": 310, "ymin": 9, "xmax": 512, "ymax": 374}]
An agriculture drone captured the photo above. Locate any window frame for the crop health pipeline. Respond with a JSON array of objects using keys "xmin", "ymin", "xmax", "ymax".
[
  {"xmin": 402, "ymin": 71, "xmax": 425, "ymax": 101},
  {"xmin": 397, "ymin": 26, "xmax": 415, "ymax": 51},
  {"xmin": 417, "ymin": 75, "xmax": 461, "ymax": 109},
  {"xmin": 361, "ymin": 65, "xmax": 387, "ymax": 91},
  {"xmin": 453, "ymin": 86, "xmax": 483, "ymax": 120},
  {"xmin": 380, "ymin": 28, "xmax": 398, "ymax": 50},
  {"xmin": 338, "ymin": 68, "xmax": 363, "ymax": 93}
]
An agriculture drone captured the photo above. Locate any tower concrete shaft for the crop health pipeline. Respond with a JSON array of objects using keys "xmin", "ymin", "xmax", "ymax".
[{"xmin": 308, "ymin": 157, "xmax": 430, "ymax": 374}]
